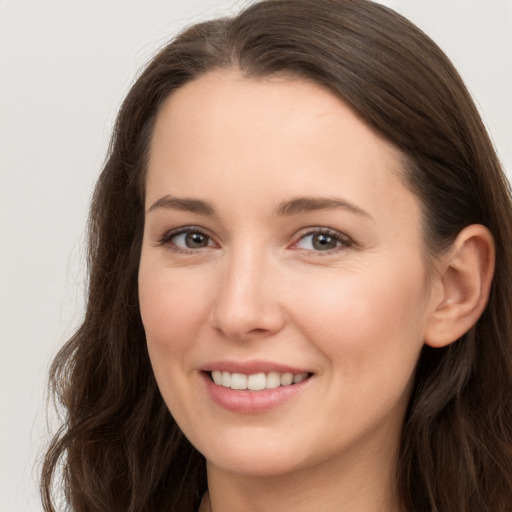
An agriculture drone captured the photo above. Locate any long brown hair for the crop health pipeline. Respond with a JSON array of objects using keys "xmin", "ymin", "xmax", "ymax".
[{"xmin": 41, "ymin": 1, "xmax": 512, "ymax": 510}]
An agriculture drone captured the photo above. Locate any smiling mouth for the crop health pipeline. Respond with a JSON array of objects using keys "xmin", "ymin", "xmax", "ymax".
[{"xmin": 208, "ymin": 370, "xmax": 311, "ymax": 391}]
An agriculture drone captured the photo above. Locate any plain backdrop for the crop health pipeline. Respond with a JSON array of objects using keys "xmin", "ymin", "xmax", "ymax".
[{"xmin": 1, "ymin": 1, "xmax": 510, "ymax": 510}]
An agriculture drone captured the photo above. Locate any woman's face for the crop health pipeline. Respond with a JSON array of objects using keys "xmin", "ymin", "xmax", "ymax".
[{"xmin": 139, "ymin": 71, "xmax": 437, "ymax": 478}]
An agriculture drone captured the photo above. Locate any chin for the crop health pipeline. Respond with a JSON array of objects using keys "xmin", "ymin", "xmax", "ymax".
[
  {"xmin": 196, "ymin": 427, "xmax": 313, "ymax": 477},
  {"xmin": 207, "ymin": 450, "xmax": 306, "ymax": 478}
]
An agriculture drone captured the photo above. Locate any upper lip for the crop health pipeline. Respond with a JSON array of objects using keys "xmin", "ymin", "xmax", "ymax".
[{"xmin": 200, "ymin": 360, "xmax": 312, "ymax": 375}]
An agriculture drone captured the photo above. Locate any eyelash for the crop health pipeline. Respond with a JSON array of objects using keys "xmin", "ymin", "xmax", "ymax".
[
  {"xmin": 291, "ymin": 227, "xmax": 353, "ymax": 254},
  {"xmin": 157, "ymin": 226, "xmax": 353, "ymax": 255},
  {"xmin": 158, "ymin": 226, "xmax": 216, "ymax": 255}
]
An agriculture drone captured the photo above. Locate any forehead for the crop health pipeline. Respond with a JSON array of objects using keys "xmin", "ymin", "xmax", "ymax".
[
  {"xmin": 150, "ymin": 71, "xmax": 391, "ymax": 158},
  {"xmin": 146, "ymin": 70, "xmax": 419, "ymax": 228}
]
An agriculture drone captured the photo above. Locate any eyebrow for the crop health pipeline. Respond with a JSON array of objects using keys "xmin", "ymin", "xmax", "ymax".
[
  {"xmin": 275, "ymin": 196, "xmax": 372, "ymax": 218},
  {"xmin": 147, "ymin": 196, "xmax": 215, "ymax": 215},
  {"xmin": 147, "ymin": 194, "xmax": 371, "ymax": 219}
]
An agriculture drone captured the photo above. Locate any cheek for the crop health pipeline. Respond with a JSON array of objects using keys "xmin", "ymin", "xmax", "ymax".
[
  {"xmin": 291, "ymin": 263, "xmax": 429, "ymax": 435},
  {"xmin": 138, "ymin": 264, "xmax": 215, "ymax": 428},
  {"xmin": 288, "ymin": 260, "xmax": 430, "ymax": 369},
  {"xmin": 138, "ymin": 264, "xmax": 211, "ymax": 363}
]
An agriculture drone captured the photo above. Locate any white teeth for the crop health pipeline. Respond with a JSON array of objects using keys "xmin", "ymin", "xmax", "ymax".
[
  {"xmin": 230, "ymin": 373, "xmax": 247, "ymax": 389},
  {"xmin": 221, "ymin": 371, "xmax": 231, "ymax": 387},
  {"xmin": 210, "ymin": 370, "xmax": 310, "ymax": 390},
  {"xmin": 266, "ymin": 372, "xmax": 281, "ymax": 389},
  {"xmin": 280, "ymin": 372, "xmax": 294, "ymax": 386},
  {"xmin": 247, "ymin": 373, "xmax": 266, "ymax": 390}
]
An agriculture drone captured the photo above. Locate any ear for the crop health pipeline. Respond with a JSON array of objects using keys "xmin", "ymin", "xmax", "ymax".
[{"xmin": 424, "ymin": 224, "xmax": 495, "ymax": 348}]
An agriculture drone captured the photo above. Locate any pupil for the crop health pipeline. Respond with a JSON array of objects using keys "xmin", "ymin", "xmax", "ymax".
[
  {"xmin": 186, "ymin": 232, "xmax": 208, "ymax": 248},
  {"xmin": 313, "ymin": 233, "xmax": 337, "ymax": 250}
]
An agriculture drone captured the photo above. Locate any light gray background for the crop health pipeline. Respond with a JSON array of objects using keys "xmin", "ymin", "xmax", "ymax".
[{"xmin": 1, "ymin": 1, "xmax": 510, "ymax": 510}]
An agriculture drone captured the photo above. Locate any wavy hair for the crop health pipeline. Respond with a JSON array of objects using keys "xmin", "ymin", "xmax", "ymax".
[{"xmin": 41, "ymin": 1, "xmax": 512, "ymax": 510}]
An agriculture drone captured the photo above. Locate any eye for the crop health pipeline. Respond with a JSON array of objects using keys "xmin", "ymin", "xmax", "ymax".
[
  {"xmin": 294, "ymin": 229, "xmax": 352, "ymax": 252},
  {"xmin": 159, "ymin": 227, "xmax": 217, "ymax": 252}
]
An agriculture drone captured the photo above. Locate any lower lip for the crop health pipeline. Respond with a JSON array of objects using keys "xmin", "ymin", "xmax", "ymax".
[{"xmin": 202, "ymin": 372, "xmax": 312, "ymax": 414}]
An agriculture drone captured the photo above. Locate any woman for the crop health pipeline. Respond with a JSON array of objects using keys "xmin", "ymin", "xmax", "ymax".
[{"xmin": 41, "ymin": 0, "xmax": 512, "ymax": 511}]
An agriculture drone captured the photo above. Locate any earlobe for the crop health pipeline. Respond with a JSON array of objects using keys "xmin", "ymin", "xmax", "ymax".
[{"xmin": 424, "ymin": 224, "xmax": 495, "ymax": 348}]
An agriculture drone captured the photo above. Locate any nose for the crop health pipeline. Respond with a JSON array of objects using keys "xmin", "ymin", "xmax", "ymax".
[{"xmin": 209, "ymin": 247, "xmax": 285, "ymax": 340}]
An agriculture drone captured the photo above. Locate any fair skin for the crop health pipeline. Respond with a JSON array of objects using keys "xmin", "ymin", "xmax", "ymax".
[{"xmin": 138, "ymin": 71, "xmax": 494, "ymax": 512}]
